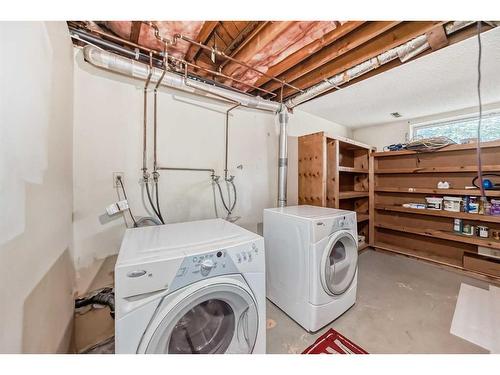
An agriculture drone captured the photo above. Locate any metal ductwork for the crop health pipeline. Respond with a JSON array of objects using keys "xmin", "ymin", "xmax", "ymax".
[
  {"xmin": 285, "ymin": 21, "xmax": 477, "ymax": 108},
  {"xmin": 277, "ymin": 106, "xmax": 289, "ymax": 207},
  {"xmin": 83, "ymin": 46, "xmax": 281, "ymax": 113}
]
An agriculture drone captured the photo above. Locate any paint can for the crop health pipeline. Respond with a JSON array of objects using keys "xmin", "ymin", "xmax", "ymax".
[
  {"xmin": 476, "ymin": 225, "xmax": 489, "ymax": 238},
  {"xmin": 453, "ymin": 218, "xmax": 463, "ymax": 233}
]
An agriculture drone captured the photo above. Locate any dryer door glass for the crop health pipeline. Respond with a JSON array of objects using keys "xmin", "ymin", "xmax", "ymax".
[
  {"xmin": 324, "ymin": 232, "xmax": 358, "ymax": 295},
  {"xmin": 144, "ymin": 283, "xmax": 258, "ymax": 354}
]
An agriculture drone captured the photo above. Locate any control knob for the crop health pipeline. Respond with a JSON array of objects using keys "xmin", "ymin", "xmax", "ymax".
[{"xmin": 200, "ymin": 259, "xmax": 215, "ymax": 276}]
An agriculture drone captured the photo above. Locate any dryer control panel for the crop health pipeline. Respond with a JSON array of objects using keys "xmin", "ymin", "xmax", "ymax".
[{"xmin": 312, "ymin": 213, "xmax": 357, "ymax": 243}]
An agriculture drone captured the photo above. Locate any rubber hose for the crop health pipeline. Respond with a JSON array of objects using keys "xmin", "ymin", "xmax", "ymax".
[
  {"xmin": 145, "ymin": 182, "xmax": 164, "ymax": 224},
  {"xmin": 154, "ymin": 180, "xmax": 165, "ymax": 223},
  {"xmin": 215, "ymin": 178, "xmax": 232, "ymax": 214}
]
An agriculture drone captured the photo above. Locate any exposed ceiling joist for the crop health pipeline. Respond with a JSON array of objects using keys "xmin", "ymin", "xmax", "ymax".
[
  {"xmin": 278, "ymin": 21, "xmax": 445, "ymax": 99},
  {"xmin": 252, "ymin": 21, "xmax": 366, "ymax": 89},
  {"xmin": 221, "ymin": 21, "xmax": 295, "ymax": 77},
  {"xmin": 129, "ymin": 21, "xmax": 142, "ymax": 44},
  {"xmin": 185, "ymin": 21, "xmax": 218, "ymax": 62},
  {"xmin": 261, "ymin": 21, "xmax": 401, "ymax": 94},
  {"xmin": 426, "ymin": 24, "xmax": 449, "ymax": 50}
]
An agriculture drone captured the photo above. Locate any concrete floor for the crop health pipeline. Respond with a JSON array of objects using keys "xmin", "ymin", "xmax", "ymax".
[
  {"xmin": 267, "ymin": 249, "xmax": 490, "ymax": 354},
  {"xmin": 86, "ymin": 249, "xmax": 493, "ymax": 354}
]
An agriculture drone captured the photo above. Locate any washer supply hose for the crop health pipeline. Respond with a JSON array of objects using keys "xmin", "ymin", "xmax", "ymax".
[
  {"xmin": 145, "ymin": 180, "xmax": 164, "ymax": 224},
  {"xmin": 213, "ymin": 177, "xmax": 237, "ymax": 216}
]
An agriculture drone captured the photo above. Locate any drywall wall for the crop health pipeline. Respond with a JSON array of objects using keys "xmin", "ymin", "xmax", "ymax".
[
  {"xmin": 72, "ymin": 48, "xmax": 349, "ymax": 291},
  {"xmin": 352, "ymin": 102, "xmax": 500, "ymax": 151},
  {"xmin": 352, "ymin": 121, "xmax": 410, "ymax": 151},
  {"xmin": 0, "ymin": 22, "xmax": 74, "ymax": 353}
]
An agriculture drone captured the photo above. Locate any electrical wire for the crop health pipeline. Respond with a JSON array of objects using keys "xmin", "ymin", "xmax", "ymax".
[
  {"xmin": 117, "ymin": 176, "xmax": 138, "ymax": 227},
  {"xmin": 476, "ymin": 21, "xmax": 485, "ymax": 197},
  {"xmin": 405, "ymin": 136, "xmax": 456, "ymax": 151}
]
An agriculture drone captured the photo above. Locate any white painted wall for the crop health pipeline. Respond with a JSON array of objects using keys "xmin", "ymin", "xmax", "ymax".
[
  {"xmin": 0, "ymin": 22, "xmax": 74, "ymax": 353},
  {"xmin": 72, "ymin": 48, "xmax": 350, "ymax": 290},
  {"xmin": 352, "ymin": 102, "xmax": 500, "ymax": 151}
]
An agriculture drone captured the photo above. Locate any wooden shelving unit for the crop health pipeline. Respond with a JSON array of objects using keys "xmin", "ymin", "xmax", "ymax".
[
  {"xmin": 372, "ymin": 140, "xmax": 500, "ymax": 280},
  {"xmin": 298, "ymin": 132, "xmax": 375, "ymax": 251}
]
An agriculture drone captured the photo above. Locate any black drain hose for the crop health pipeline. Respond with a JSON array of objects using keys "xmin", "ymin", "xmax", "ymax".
[{"xmin": 75, "ymin": 287, "xmax": 115, "ymax": 319}]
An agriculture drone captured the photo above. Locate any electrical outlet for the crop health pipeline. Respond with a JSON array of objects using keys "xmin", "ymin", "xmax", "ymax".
[{"xmin": 113, "ymin": 172, "xmax": 125, "ymax": 188}]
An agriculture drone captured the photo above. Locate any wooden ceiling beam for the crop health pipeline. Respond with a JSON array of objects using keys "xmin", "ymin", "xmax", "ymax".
[
  {"xmin": 277, "ymin": 21, "xmax": 445, "ymax": 99},
  {"xmin": 185, "ymin": 21, "xmax": 219, "ymax": 62},
  {"xmin": 262, "ymin": 21, "xmax": 401, "ymax": 93},
  {"xmin": 129, "ymin": 21, "xmax": 142, "ymax": 44},
  {"xmin": 222, "ymin": 21, "xmax": 262, "ymax": 57},
  {"xmin": 297, "ymin": 22, "xmax": 491, "ymax": 104},
  {"xmin": 426, "ymin": 24, "xmax": 449, "ymax": 50},
  {"xmin": 251, "ymin": 21, "xmax": 366, "ymax": 89},
  {"xmin": 221, "ymin": 21, "xmax": 296, "ymax": 77}
]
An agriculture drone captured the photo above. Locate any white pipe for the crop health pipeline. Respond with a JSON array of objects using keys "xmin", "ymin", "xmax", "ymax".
[
  {"xmin": 83, "ymin": 46, "xmax": 281, "ymax": 113},
  {"xmin": 277, "ymin": 106, "xmax": 289, "ymax": 207},
  {"xmin": 286, "ymin": 21, "xmax": 474, "ymax": 108}
]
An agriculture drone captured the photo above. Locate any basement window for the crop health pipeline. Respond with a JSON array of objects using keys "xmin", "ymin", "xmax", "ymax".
[{"xmin": 411, "ymin": 112, "xmax": 500, "ymax": 143}]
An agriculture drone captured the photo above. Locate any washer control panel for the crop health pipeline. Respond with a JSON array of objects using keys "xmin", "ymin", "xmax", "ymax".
[
  {"xmin": 235, "ymin": 242, "xmax": 259, "ymax": 264},
  {"xmin": 169, "ymin": 241, "xmax": 262, "ymax": 293}
]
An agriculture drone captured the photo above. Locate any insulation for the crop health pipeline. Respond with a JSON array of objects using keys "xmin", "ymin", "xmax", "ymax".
[
  {"xmin": 103, "ymin": 21, "xmax": 204, "ymax": 59},
  {"xmin": 226, "ymin": 21, "xmax": 339, "ymax": 90}
]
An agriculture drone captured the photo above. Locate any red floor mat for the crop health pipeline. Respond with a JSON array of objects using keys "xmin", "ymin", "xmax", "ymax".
[{"xmin": 302, "ymin": 329, "xmax": 369, "ymax": 354}]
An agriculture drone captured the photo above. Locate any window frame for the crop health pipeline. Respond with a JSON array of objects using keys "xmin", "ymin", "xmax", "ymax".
[{"xmin": 410, "ymin": 109, "xmax": 500, "ymax": 142}]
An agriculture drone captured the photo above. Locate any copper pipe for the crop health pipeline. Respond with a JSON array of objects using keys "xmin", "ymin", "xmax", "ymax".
[
  {"xmin": 75, "ymin": 25, "xmax": 278, "ymax": 99},
  {"xmin": 142, "ymin": 53, "xmax": 153, "ymax": 175},
  {"xmin": 174, "ymin": 34, "xmax": 304, "ymax": 93},
  {"xmin": 224, "ymin": 103, "xmax": 241, "ymax": 181},
  {"xmin": 145, "ymin": 22, "xmax": 173, "ymax": 47},
  {"xmin": 79, "ymin": 25, "xmax": 164, "ymax": 57},
  {"xmin": 218, "ymin": 21, "xmax": 269, "ymax": 71},
  {"xmin": 177, "ymin": 57, "xmax": 276, "ymax": 97},
  {"xmin": 153, "ymin": 52, "xmax": 168, "ymax": 173}
]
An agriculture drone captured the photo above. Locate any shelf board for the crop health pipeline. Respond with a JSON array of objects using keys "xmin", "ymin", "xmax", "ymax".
[
  {"xmin": 374, "ymin": 242, "xmax": 463, "ymax": 268},
  {"xmin": 357, "ymin": 213, "xmax": 370, "ymax": 222},
  {"xmin": 324, "ymin": 133, "xmax": 375, "ymax": 151},
  {"xmin": 375, "ymin": 187, "xmax": 500, "ymax": 197},
  {"xmin": 339, "ymin": 191, "xmax": 369, "ymax": 199},
  {"xmin": 339, "ymin": 166, "xmax": 369, "ymax": 173},
  {"xmin": 372, "ymin": 140, "xmax": 500, "ymax": 158},
  {"xmin": 375, "ymin": 165, "xmax": 500, "ymax": 174},
  {"xmin": 375, "ymin": 242, "xmax": 500, "ymax": 281},
  {"xmin": 375, "ymin": 222, "xmax": 500, "ymax": 250},
  {"xmin": 375, "ymin": 204, "xmax": 500, "ymax": 223}
]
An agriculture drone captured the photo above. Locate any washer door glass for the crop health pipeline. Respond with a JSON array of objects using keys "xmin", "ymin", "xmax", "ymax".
[
  {"xmin": 145, "ymin": 283, "xmax": 258, "ymax": 354},
  {"xmin": 168, "ymin": 299, "xmax": 234, "ymax": 354},
  {"xmin": 323, "ymin": 231, "xmax": 358, "ymax": 295}
]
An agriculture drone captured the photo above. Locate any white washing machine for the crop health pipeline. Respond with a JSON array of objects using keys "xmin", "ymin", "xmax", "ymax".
[
  {"xmin": 114, "ymin": 218, "xmax": 266, "ymax": 354},
  {"xmin": 264, "ymin": 205, "xmax": 358, "ymax": 332}
]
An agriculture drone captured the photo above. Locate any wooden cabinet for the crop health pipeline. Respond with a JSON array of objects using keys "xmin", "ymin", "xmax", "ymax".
[
  {"xmin": 298, "ymin": 132, "xmax": 375, "ymax": 251},
  {"xmin": 372, "ymin": 140, "xmax": 500, "ymax": 281}
]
